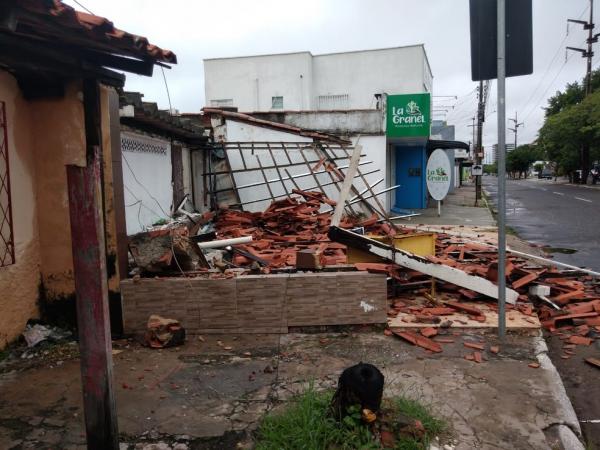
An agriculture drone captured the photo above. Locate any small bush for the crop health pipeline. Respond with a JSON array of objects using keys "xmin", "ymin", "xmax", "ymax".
[{"xmin": 255, "ymin": 387, "xmax": 446, "ymax": 450}]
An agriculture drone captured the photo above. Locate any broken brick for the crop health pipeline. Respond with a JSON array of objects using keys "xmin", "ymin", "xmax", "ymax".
[
  {"xmin": 512, "ymin": 271, "xmax": 542, "ymax": 290},
  {"xmin": 420, "ymin": 327, "xmax": 438, "ymax": 338},
  {"xmin": 489, "ymin": 345, "xmax": 500, "ymax": 354},
  {"xmin": 391, "ymin": 330, "xmax": 443, "ymax": 353},
  {"xmin": 445, "ymin": 301, "xmax": 483, "ymax": 316},
  {"xmin": 528, "ymin": 362, "xmax": 540, "ymax": 369},
  {"xmin": 568, "ymin": 335, "xmax": 593, "ymax": 346},
  {"xmin": 464, "ymin": 342, "xmax": 485, "ymax": 351}
]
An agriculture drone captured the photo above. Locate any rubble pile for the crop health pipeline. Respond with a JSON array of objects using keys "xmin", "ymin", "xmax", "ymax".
[
  {"xmin": 125, "ymin": 190, "xmax": 599, "ymax": 363},
  {"xmin": 212, "ymin": 190, "xmax": 393, "ymax": 268},
  {"xmin": 129, "ymin": 213, "xmax": 211, "ymax": 274}
]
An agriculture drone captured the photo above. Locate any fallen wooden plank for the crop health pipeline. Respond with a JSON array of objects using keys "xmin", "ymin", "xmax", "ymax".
[
  {"xmin": 329, "ymin": 226, "xmax": 519, "ymax": 304},
  {"xmin": 585, "ymin": 357, "xmax": 600, "ymax": 369}
]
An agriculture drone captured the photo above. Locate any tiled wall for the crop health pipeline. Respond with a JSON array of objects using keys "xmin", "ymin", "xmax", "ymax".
[{"xmin": 121, "ymin": 272, "xmax": 387, "ymax": 334}]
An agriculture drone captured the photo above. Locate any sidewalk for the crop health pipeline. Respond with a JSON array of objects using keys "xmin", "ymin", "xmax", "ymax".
[
  {"xmin": 400, "ymin": 183, "xmax": 496, "ymax": 228},
  {"xmin": 0, "ymin": 331, "xmax": 584, "ymax": 450}
]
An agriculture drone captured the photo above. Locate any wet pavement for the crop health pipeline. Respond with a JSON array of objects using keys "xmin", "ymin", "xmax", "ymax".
[
  {"xmin": 483, "ymin": 177, "xmax": 600, "ymax": 271},
  {"xmin": 0, "ymin": 331, "xmax": 584, "ymax": 449},
  {"xmin": 484, "ymin": 176, "xmax": 600, "ymax": 448}
]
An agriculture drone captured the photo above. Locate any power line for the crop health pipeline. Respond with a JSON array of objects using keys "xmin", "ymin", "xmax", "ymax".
[
  {"xmin": 521, "ymin": 40, "xmax": 583, "ymax": 124},
  {"xmin": 70, "ymin": 0, "xmax": 95, "ymax": 15},
  {"xmin": 160, "ymin": 66, "xmax": 173, "ymax": 113},
  {"xmin": 516, "ymin": 4, "xmax": 590, "ymax": 114}
]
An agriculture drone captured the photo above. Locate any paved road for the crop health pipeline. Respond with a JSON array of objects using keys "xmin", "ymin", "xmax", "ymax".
[
  {"xmin": 485, "ymin": 176, "xmax": 600, "ymax": 446},
  {"xmin": 484, "ymin": 177, "xmax": 600, "ymax": 271}
]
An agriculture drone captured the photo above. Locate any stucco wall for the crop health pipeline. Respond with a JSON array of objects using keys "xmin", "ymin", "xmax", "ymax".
[
  {"xmin": 204, "ymin": 52, "xmax": 313, "ymax": 111},
  {"xmin": 313, "ymin": 46, "xmax": 429, "ymax": 108},
  {"xmin": 272, "ymin": 110, "xmax": 384, "ymax": 135},
  {"xmin": 0, "ymin": 70, "xmax": 41, "ymax": 348},
  {"xmin": 100, "ymin": 85, "xmax": 124, "ymax": 292},
  {"xmin": 203, "ymin": 46, "xmax": 431, "ymax": 112},
  {"xmin": 31, "ymin": 81, "xmax": 86, "ymax": 299},
  {"xmin": 182, "ymin": 147, "xmax": 192, "ymax": 205},
  {"xmin": 121, "ymin": 131, "xmax": 172, "ymax": 235}
]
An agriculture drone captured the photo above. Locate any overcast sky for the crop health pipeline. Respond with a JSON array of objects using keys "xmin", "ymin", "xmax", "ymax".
[{"xmin": 65, "ymin": 0, "xmax": 595, "ymax": 158}]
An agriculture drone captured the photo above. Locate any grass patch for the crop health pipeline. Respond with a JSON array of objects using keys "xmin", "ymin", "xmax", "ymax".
[{"xmin": 255, "ymin": 387, "xmax": 446, "ymax": 450}]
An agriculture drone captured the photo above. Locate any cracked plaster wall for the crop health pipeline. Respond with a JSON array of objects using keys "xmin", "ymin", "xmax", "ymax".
[{"xmin": 0, "ymin": 70, "xmax": 42, "ymax": 348}]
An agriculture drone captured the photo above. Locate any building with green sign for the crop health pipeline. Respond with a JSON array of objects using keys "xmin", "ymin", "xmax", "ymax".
[{"xmin": 201, "ymin": 45, "xmax": 471, "ymax": 213}]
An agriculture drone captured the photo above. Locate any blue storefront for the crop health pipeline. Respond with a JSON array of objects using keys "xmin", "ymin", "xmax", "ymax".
[{"xmin": 386, "ymin": 93, "xmax": 430, "ymax": 212}]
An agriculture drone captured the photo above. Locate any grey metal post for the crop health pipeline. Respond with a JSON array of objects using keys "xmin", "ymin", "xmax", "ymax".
[{"xmin": 497, "ymin": 0, "xmax": 507, "ymax": 338}]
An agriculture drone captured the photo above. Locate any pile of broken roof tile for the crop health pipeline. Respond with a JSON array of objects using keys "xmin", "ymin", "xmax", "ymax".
[{"xmin": 213, "ymin": 190, "xmax": 393, "ymax": 268}]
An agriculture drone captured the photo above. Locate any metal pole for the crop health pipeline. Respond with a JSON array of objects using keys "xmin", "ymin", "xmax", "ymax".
[
  {"xmin": 475, "ymin": 80, "xmax": 484, "ymax": 205},
  {"xmin": 497, "ymin": 0, "xmax": 507, "ymax": 339},
  {"xmin": 587, "ymin": 0, "xmax": 594, "ymax": 96}
]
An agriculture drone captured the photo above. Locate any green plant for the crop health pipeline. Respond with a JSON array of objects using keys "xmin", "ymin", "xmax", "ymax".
[{"xmin": 255, "ymin": 386, "xmax": 447, "ymax": 450}]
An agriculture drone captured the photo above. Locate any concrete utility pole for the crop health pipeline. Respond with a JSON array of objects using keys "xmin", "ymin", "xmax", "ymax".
[
  {"xmin": 467, "ymin": 117, "xmax": 476, "ymax": 158},
  {"xmin": 497, "ymin": 0, "xmax": 507, "ymax": 339},
  {"xmin": 508, "ymin": 111, "xmax": 524, "ymax": 148},
  {"xmin": 567, "ymin": 0, "xmax": 598, "ymax": 182},
  {"xmin": 474, "ymin": 80, "xmax": 489, "ymax": 205}
]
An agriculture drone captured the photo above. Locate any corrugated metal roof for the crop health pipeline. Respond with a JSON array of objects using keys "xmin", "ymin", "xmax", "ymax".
[{"xmin": 9, "ymin": 0, "xmax": 176, "ymax": 63}]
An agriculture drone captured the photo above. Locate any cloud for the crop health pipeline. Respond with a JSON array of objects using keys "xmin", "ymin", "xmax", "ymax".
[{"xmin": 65, "ymin": 0, "xmax": 594, "ymax": 143}]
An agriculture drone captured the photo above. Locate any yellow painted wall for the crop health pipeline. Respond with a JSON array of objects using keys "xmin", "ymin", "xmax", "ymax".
[
  {"xmin": 0, "ymin": 70, "xmax": 42, "ymax": 348},
  {"xmin": 0, "ymin": 70, "xmax": 123, "ymax": 348},
  {"xmin": 100, "ymin": 85, "xmax": 122, "ymax": 292},
  {"xmin": 30, "ymin": 81, "xmax": 86, "ymax": 299}
]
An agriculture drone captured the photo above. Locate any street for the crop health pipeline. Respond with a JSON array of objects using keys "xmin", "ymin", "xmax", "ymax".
[
  {"xmin": 485, "ymin": 176, "xmax": 600, "ymax": 446},
  {"xmin": 484, "ymin": 177, "xmax": 600, "ymax": 271}
]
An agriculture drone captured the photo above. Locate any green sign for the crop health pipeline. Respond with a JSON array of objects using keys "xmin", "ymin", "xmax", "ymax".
[{"xmin": 386, "ymin": 93, "xmax": 431, "ymax": 138}]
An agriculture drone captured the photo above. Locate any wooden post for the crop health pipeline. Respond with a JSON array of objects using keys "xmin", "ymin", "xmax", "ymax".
[
  {"xmin": 331, "ymin": 144, "xmax": 362, "ymax": 227},
  {"xmin": 68, "ymin": 78, "xmax": 119, "ymax": 450}
]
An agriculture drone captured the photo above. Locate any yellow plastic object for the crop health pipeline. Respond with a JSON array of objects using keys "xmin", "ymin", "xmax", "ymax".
[
  {"xmin": 362, "ymin": 408, "xmax": 377, "ymax": 423},
  {"xmin": 346, "ymin": 232, "xmax": 436, "ymax": 263}
]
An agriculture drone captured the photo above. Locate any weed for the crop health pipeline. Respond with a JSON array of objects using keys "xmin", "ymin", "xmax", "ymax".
[{"xmin": 255, "ymin": 386, "xmax": 446, "ymax": 450}]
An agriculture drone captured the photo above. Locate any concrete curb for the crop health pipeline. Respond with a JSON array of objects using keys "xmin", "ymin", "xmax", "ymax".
[{"xmin": 533, "ymin": 336, "xmax": 585, "ymax": 450}]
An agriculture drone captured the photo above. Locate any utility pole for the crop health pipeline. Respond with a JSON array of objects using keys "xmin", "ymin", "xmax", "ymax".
[
  {"xmin": 508, "ymin": 111, "xmax": 524, "ymax": 149},
  {"xmin": 475, "ymin": 80, "xmax": 489, "ymax": 205},
  {"xmin": 467, "ymin": 117, "xmax": 476, "ymax": 158},
  {"xmin": 567, "ymin": 0, "xmax": 599, "ymax": 182}
]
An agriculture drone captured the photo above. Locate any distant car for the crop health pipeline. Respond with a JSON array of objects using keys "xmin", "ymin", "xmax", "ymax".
[
  {"xmin": 538, "ymin": 170, "xmax": 553, "ymax": 179},
  {"xmin": 592, "ymin": 165, "xmax": 600, "ymax": 184}
]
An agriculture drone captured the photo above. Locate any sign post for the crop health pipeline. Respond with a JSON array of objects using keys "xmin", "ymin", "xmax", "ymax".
[{"xmin": 426, "ymin": 149, "xmax": 452, "ymax": 217}]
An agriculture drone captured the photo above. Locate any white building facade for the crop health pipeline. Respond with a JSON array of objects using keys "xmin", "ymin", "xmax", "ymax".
[
  {"xmin": 201, "ymin": 46, "xmax": 475, "ymax": 213},
  {"xmin": 204, "ymin": 46, "xmax": 433, "ymax": 112}
]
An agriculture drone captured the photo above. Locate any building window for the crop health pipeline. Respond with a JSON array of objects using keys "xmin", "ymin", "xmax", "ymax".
[
  {"xmin": 0, "ymin": 101, "xmax": 15, "ymax": 267},
  {"xmin": 271, "ymin": 96, "xmax": 283, "ymax": 109},
  {"xmin": 317, "ymin": 94, "xmax": 349, "ymax": 110},
  {"xmin": 210, "ymin": 99, "xmax": 233, "ymax": 108}
]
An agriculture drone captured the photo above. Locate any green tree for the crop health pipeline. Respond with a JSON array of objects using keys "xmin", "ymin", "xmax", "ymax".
[
  {"xmin": 484, "ymin": 162, "xmax": 497, "ymax": 175},
  {"xmin": 505, "ymin": 144, "xmax": 543, "ymax": 178},
  {"xmin": 541, "ymin": 68, "xmax": 600, "ymax": 182},
  {"xmin": 538, "ymin": 90, "xmax": 600, "ymax": 180}
]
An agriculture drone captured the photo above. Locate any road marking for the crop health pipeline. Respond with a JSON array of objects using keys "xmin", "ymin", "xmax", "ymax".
[
  {"xmin": 575, "ymin": 196, "xmax": 592, "ymax": 203},
  {"xmin": 553, "ymin": 192, "xmax": 564, "ymax": 196},
  {"xmin": 540, "ymin": 188, "xmax": 548, "ymax": 191}
]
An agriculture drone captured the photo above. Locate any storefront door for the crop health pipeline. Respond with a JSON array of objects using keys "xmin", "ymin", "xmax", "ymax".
[{"xmin": 393, "ymin": 145, "xmax": 426, "ymax": 211}]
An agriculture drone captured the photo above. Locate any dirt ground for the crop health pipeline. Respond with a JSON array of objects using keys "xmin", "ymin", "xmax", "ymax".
[{"xmin": 0, "ymin": 328, "xmax": 583, "ymax": 450}]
